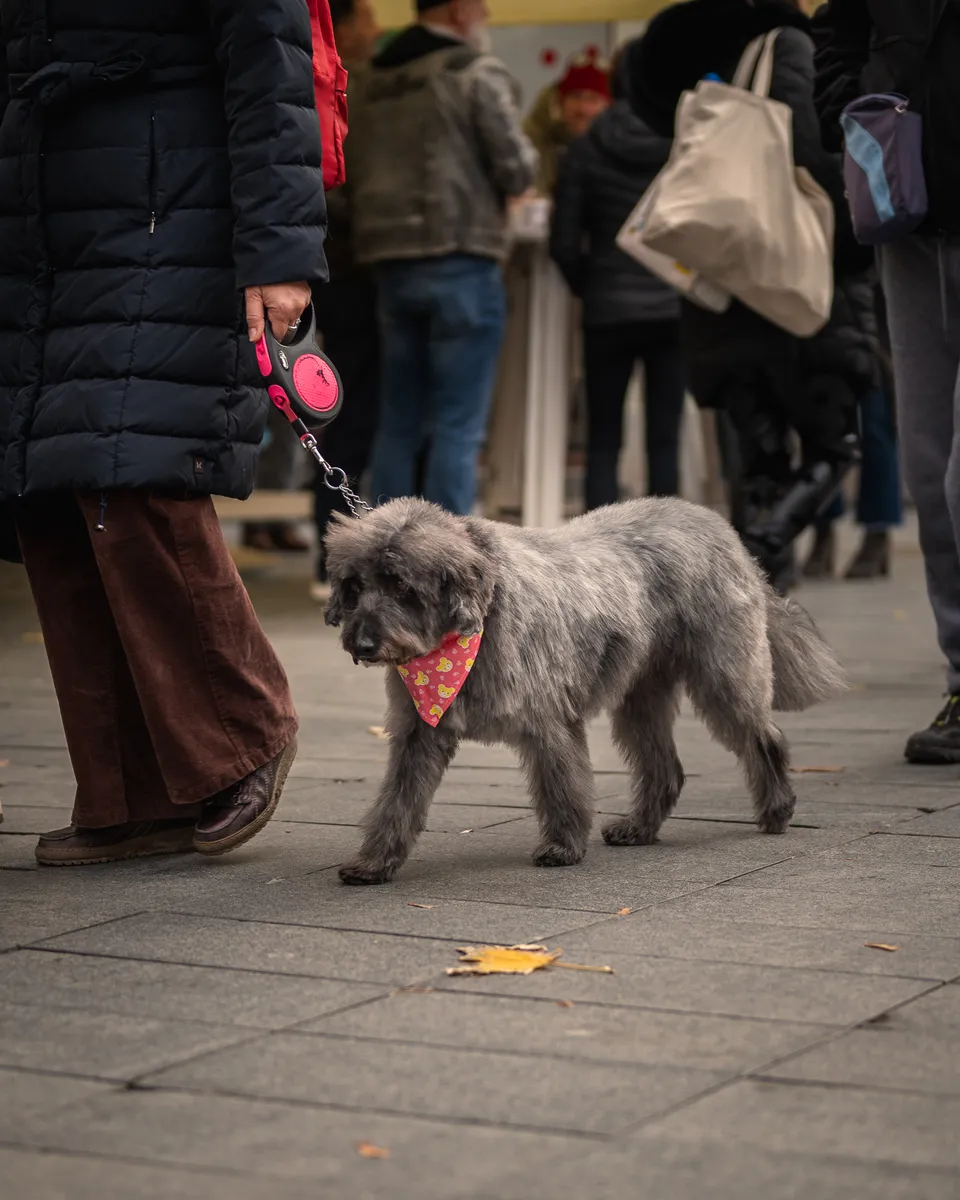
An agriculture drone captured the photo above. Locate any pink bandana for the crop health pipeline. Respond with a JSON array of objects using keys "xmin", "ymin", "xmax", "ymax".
[{"xmin": 397, "ymin": 631, "xmax": 483, "ymax": 726}]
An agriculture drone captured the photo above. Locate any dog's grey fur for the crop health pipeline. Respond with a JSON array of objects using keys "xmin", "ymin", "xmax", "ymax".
[{"xmin": 324, "ymin": 497, "xmax": 846, "ymax": 885}]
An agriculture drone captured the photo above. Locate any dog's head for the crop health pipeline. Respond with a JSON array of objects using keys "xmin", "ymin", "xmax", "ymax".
[{"xmin": 323, "ymin": 499, "xmax": 496, "ymax": 666}]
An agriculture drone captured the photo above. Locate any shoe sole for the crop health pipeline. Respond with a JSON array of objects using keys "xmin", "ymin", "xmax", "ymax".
[
  {"xmin": 36, "ymin": 831, "xmax": 196, "ymax": 867},
  {"xmin": 905, "ymin": 745, "xmax": 960, "ymax": 765},
  {"xmin": 193, "ymin": 738, "xmax": 297, "ymax": 857}
]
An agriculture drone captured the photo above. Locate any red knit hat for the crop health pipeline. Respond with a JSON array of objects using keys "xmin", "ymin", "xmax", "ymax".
[{"xmin": 557, "ymin": 49, "xmax": 611, "ymax": 99}]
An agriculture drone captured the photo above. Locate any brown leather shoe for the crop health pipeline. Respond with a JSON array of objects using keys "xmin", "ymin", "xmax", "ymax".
[
  {"xmin": 193, "ymin": 739, "xmax": 297, "ymax": 856},
  {"xmin": 36, "ymin": 819, "xmax": 196, "ymax": 866}
]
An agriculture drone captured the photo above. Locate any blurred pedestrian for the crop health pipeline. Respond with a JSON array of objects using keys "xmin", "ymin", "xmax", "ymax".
[
  {"xmin": 525, "ymin": 50, "xmax": 611, "ymax": 197},
  {"xmin": 348, "ymin": 0, "xmax": 537, "ymax": 516},
  {"xmin": 805, "ymin": 285, "xmax": 902, "ymax": 580},
  {"xmin": 311, "ymin": 0, "xmax": 383, "ymax": 600},
  {"xmin": 550, "ymin": 56, "xmax": 684, "ymax": 508},
  {"xmin": 625, "ymin": 0, "xmax": 874, "ymax": 594},
  {"xmin": 814, "ymin": 0, "xmax": 960, "ymax": 761},
  {"xmin": 0, "ymin": 0, "xmax": 328, "ymax": 864}
]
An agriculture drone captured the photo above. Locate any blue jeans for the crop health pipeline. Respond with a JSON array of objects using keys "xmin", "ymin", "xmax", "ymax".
[
  {"xmin": 369, "ymin": 255, "xmax": 506, "ymax": 516},
  {"xmin": 820, "ymin": 387, "xmax": 903, "ymax": 530}
]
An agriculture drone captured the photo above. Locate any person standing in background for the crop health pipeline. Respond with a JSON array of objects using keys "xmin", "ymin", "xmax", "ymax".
[
  {"xmin": 524, "ymin": 51, "xmax": 611, "ymax": 197},
  {"xmin": 311, "ymin": 0, "xmax": 383, "ymax": 600},
  {"xmin": 550, "ymin": 55, "xmax": 685, "ymax": 508},
  {"xmin": 814, "ymin": 0, "xmax": 960, "ymax": 762},
  {"xmin": 347, "ymin": 0, "xmax": 537, "ymax": 516},
  {"xmin": 0, "ymin": 0, "xmax": 327, "ymax": 864}
]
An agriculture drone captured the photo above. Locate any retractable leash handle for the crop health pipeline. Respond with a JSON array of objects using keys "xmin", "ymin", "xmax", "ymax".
[{"xmin": 254, "ymin": 302, "xmax": 371, "ymax": 517}]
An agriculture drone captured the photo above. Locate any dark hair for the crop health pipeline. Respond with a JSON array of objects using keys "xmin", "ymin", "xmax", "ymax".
[{"xmin": 329, "ymin": 0, "xmax": 356, "ymax": 28}]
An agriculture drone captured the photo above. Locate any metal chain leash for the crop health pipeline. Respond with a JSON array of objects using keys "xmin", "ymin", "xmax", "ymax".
[{"xmin": 298, "ymin": 427, "xmax": 372, "ymax": 518}]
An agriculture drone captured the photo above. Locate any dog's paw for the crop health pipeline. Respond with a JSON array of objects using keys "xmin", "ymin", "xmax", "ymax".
[
  {"xmin": 757, "ymin": 811, "xmax": 792, "ymax": 835},
  {"xmin": 602, "ymin": 819, "xmax": 658, "ymax": 847},
  {"xmin": 339, "ymin": 860, "xmax": 395, "ymax": 886},
  {"xmin": 533, "ymin": 842, "xmax": 584, "ymax": 868}
]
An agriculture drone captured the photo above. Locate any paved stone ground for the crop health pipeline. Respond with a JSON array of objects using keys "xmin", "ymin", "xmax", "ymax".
[{"xmin": 1, "ymin": 522, "xmax": 959, "ymax": 1199}]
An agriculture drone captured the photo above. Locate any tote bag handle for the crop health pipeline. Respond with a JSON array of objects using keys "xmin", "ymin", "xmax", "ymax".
[{"xmin": 731, "ymin": 30, "xmax": 780, "ymax": 98}]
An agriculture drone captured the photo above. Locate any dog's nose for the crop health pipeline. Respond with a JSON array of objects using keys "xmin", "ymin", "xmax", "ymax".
[{"xmin": 352, "ymin": 632, "xmax": 378, "ymax": 661}]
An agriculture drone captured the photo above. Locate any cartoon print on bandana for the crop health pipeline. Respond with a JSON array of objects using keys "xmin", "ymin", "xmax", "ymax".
[{"xmin": 397, "ymin": 630, "xmax": 483, "ymax": 727}]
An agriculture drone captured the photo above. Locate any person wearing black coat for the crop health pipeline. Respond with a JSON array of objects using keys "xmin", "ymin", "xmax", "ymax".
[
  {"xmin": 0, "ymin": 0, "xmax": 328, "ymax": 864},
  {"xmin": 550, "ymin": 64, "xmax": 684, "ymax": 509},
  {"xmin": 624, "ymin": 0, "xmax": 877, "ymax": 591},
  {"xmin": 814, "ymin": 0, "xmax": 960, "ymax": 764}
]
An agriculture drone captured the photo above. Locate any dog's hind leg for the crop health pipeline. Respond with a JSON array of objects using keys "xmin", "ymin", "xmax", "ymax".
[
  {"xmin": 602, "ymin": 680, "xmax": 684, "ymax": 847},
  {"xmin": 518, "ymin": 722, "xmax": 594, "ymax": 868},
  {"xmin": 339, "ymin": 722, "xmax": 459, "ymax": 885},
  {"xmin": 687, "ymin": 668, "xmax": 796, "ymax": 836}
]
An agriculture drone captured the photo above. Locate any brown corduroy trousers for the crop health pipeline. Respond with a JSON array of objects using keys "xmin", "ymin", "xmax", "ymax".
[{"xmin": 16, "ymin": 491, "xmax": 298, "ymax": 829}]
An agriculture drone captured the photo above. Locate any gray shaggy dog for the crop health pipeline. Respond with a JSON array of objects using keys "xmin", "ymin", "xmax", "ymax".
[{"xmin": 324, "ymin": 497, "xmax": 845, "ymax": 885}]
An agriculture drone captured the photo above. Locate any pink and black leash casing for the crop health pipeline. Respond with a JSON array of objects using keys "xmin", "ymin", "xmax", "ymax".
[{"xmin": 255, "ymin": 301, "xmax": 343, "ymax": 435}]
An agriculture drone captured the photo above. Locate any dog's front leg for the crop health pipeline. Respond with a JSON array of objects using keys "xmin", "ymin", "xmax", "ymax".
[
  {"xmin": 518, "ymin": 722, "xmax": 595, "ymax": 868},
  {"xmin": 339, "ymin": 721, "xmax": 459, "ymax": 885}
]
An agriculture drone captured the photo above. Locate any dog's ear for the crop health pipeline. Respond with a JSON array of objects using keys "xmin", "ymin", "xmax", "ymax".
[
  {"xmin": 444, "ymin": 542, "xmax": 495, "ymax": 637},
  {"xmin": 324, "ymin": 581, "xmax": 344, "ymax": 628}
]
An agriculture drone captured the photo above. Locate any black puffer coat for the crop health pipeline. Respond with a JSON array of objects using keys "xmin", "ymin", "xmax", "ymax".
[
  {"xmin": 549, "ymin": 99, "xmax": 679, "ymax": 328},
  {"xmin": 625, "ymin": 0, "xmax": 877, "ymax": 410},
  {"xmin": 0, "ymin": 0, "xmax": 328, "ymax": 505}
]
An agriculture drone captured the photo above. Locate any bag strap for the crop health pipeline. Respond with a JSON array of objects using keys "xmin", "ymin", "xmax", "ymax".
[{"xmin": 731, "ymin": 29, "xmax": 781, "ymax": 98}]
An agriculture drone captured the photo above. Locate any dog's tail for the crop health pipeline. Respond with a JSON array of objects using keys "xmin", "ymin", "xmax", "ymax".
[{"xmin": 767, "ymin": 593, "xmax": 847, "ymax": 712}]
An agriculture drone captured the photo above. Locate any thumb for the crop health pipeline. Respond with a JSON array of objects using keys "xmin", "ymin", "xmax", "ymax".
[{"xmin": 245, "ymin": 287, "xmax": 265, "ymax": 344}]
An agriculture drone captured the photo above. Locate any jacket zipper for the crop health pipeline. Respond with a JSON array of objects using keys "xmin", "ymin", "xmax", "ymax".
[{"xmin": 148, "ymin": 113, "xmax": 157, "ymax": 234}]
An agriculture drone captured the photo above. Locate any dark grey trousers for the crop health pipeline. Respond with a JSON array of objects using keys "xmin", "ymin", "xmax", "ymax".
[{"xmin": 881, "ymin": 236, "xmax": 960, "ymax": 692}]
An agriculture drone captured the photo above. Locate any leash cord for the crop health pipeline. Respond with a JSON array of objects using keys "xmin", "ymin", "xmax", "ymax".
[{"xmin": 288, "ymin": 415, "xmax": 372, "ymax": 519}]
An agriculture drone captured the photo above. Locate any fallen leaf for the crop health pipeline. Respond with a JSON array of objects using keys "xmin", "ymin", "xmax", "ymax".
[
  {"xmin": 407, "ymin": 902, "xmax": 435, "ymax": 909},
  {"xmin": 789, "ymin": 765, "xmax": 846, "ymax": 774},
  {"xmin": 367, "ymin": 725, "xmax": 390, "ymax": 740},
  {"xmin": 21, "ymin": 631, "xmax": 43, "ymax": 645},
  {"xmin": 617, "ymin": 907, "xmax": 632, "ymax": 916},
  {"xmin": 555, "ymin": 1000, "xmax": 575, "ymax": 1008},
  {"xmin": 864, "ymin": 942, "xmax": 899, "ymax": 953},
  {"xmin": 0, "ymin": 759, "xmax": 8, "ymax": 768},
  {"xmin": 356, "ymin": 1143, "xmax": 390, "ymax": 1160},
  {"xmin": 446, "ymin": 944, "xmax": 614, "ymax": 977},
  {"xmin": 459, "ymin": 828, "xmax": 474, "ymax": 834},
  {"xmin": 266, "ymin": 878, "xmax": 283, "ymax": 885}
]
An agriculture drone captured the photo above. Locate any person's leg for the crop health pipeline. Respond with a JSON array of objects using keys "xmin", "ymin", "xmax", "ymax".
[
  {"xmin": 582, "ymin": 325, "xmax": 635, "ymax": 511},
  {"xmin": 881, "ymin": 237, "xmax": 960, "ymax": 758},
  {"xmin": 16, "ymin": 493, "xmax": 199, "ymax": 863},
  {"xmin": 247, "ymin": 405, "xmax": 309, "ymax": 553},
  {"xmin": 844, "ymin": 385, "xmax": 902, "ymax": 579},
  {"xmin": 422, "ymin": 257, "xmax": 506, "ymax": 515},
  {"xmin": 368, "ymin": 263, "xmax": 430, "ymax": 505},
  {"xmin": 640, "ymin": 321, "xmax": 687, "ymax": 497},
  {"xmin": 75, "ymin": 491, "xmax": 298, "ymax": 807},
  {"xmin": 314, "ymin": 274, "xmax": 381, "ymax": 581}
]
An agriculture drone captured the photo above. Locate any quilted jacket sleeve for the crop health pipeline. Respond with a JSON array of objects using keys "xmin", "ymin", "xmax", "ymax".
[
  {"xmin": 207, "ymin": 0, "xmax": 328, "ymax": 288},
  {"xmin": 467, "ymin": 58, "xmax": 539, "ymax": 200}
]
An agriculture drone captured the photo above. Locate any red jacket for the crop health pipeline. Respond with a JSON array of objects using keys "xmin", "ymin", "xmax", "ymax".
[{"xmin": 308, "ymin": 0, "xmax": 348, "ymax": 189}]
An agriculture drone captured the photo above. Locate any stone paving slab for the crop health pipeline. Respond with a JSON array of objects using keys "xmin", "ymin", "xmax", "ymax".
[
  {"xmin": 436, "ymin": 952, "xmax": 931, "ymax": 1024},
  {"xmin": 639, "ymin": 1078, "xmax": 960, "ymax": 1170},
  {"xmin": 0, "ymin": 950, "xmax": 387, "ymax": 1029},
  {"xmin": 764, "ymin": 1024, "xmax": 960, "ymax": 1095},
  {"xmin": 0, "ymin": 1068, "xmax": 118, "ymax": 1137},
  {"xmin": 555, "ymin": 911, "xmax": 960, "ymax": 981},
  {"xmin": 894, "ymin": 806, "xmax": 960, "ymax": 837},
  {"xmin": 0, "ymin": 999, "xmax": 256, "ymax": 1080},
  {"xmin": 496, "ymin": 1138, "xmax": 960, "ymax": 1200},
  {"xmin": 301, "ymin": 990, "xmax": 836, "ymax": 1073},
  {"xmin": 145, "ymin": 1030, "xmax": 725, "ymax": 1134},
  {"xmin": 3, "ymin": 1090, "xmax": 569, "ymax": 1197}
]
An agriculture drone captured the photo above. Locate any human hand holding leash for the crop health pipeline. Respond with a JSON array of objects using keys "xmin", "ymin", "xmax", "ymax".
[{"xmin": 245, "ymin": 281, "xmax": 311, "ymax": 343}]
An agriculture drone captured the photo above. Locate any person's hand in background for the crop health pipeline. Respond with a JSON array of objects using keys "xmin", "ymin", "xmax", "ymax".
[{"xmin": 245, "ymin": 281, "xmax": 311, "ymax": 342}]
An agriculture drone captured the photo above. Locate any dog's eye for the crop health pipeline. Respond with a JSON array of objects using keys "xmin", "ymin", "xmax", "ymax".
[{"xmin": 340, "ymin": 576, "xmax": 361, "ymax": 607}]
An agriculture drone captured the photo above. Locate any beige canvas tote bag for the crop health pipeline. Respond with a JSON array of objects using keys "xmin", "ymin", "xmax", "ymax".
[{"xmin": 641, "ymin": 31, "xmax": 834, "ymax": 337}]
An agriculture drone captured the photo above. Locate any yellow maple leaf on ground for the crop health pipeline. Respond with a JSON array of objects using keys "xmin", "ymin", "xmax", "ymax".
[{"xmin": 446, "ymin": 944, "xmax": 614, "ymax": 976}]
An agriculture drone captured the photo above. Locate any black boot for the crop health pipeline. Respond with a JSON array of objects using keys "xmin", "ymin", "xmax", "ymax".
[
  {"xmin": 845, "ymin": 530, "xmax": 891, "ymax": 580},
  {"xmin": 803, "ymin": 524, "xmax": 836, "ymax": 579},
  {"xmin": 905, "ymin": 696, "xmax": 960, "ymax": 764}
]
